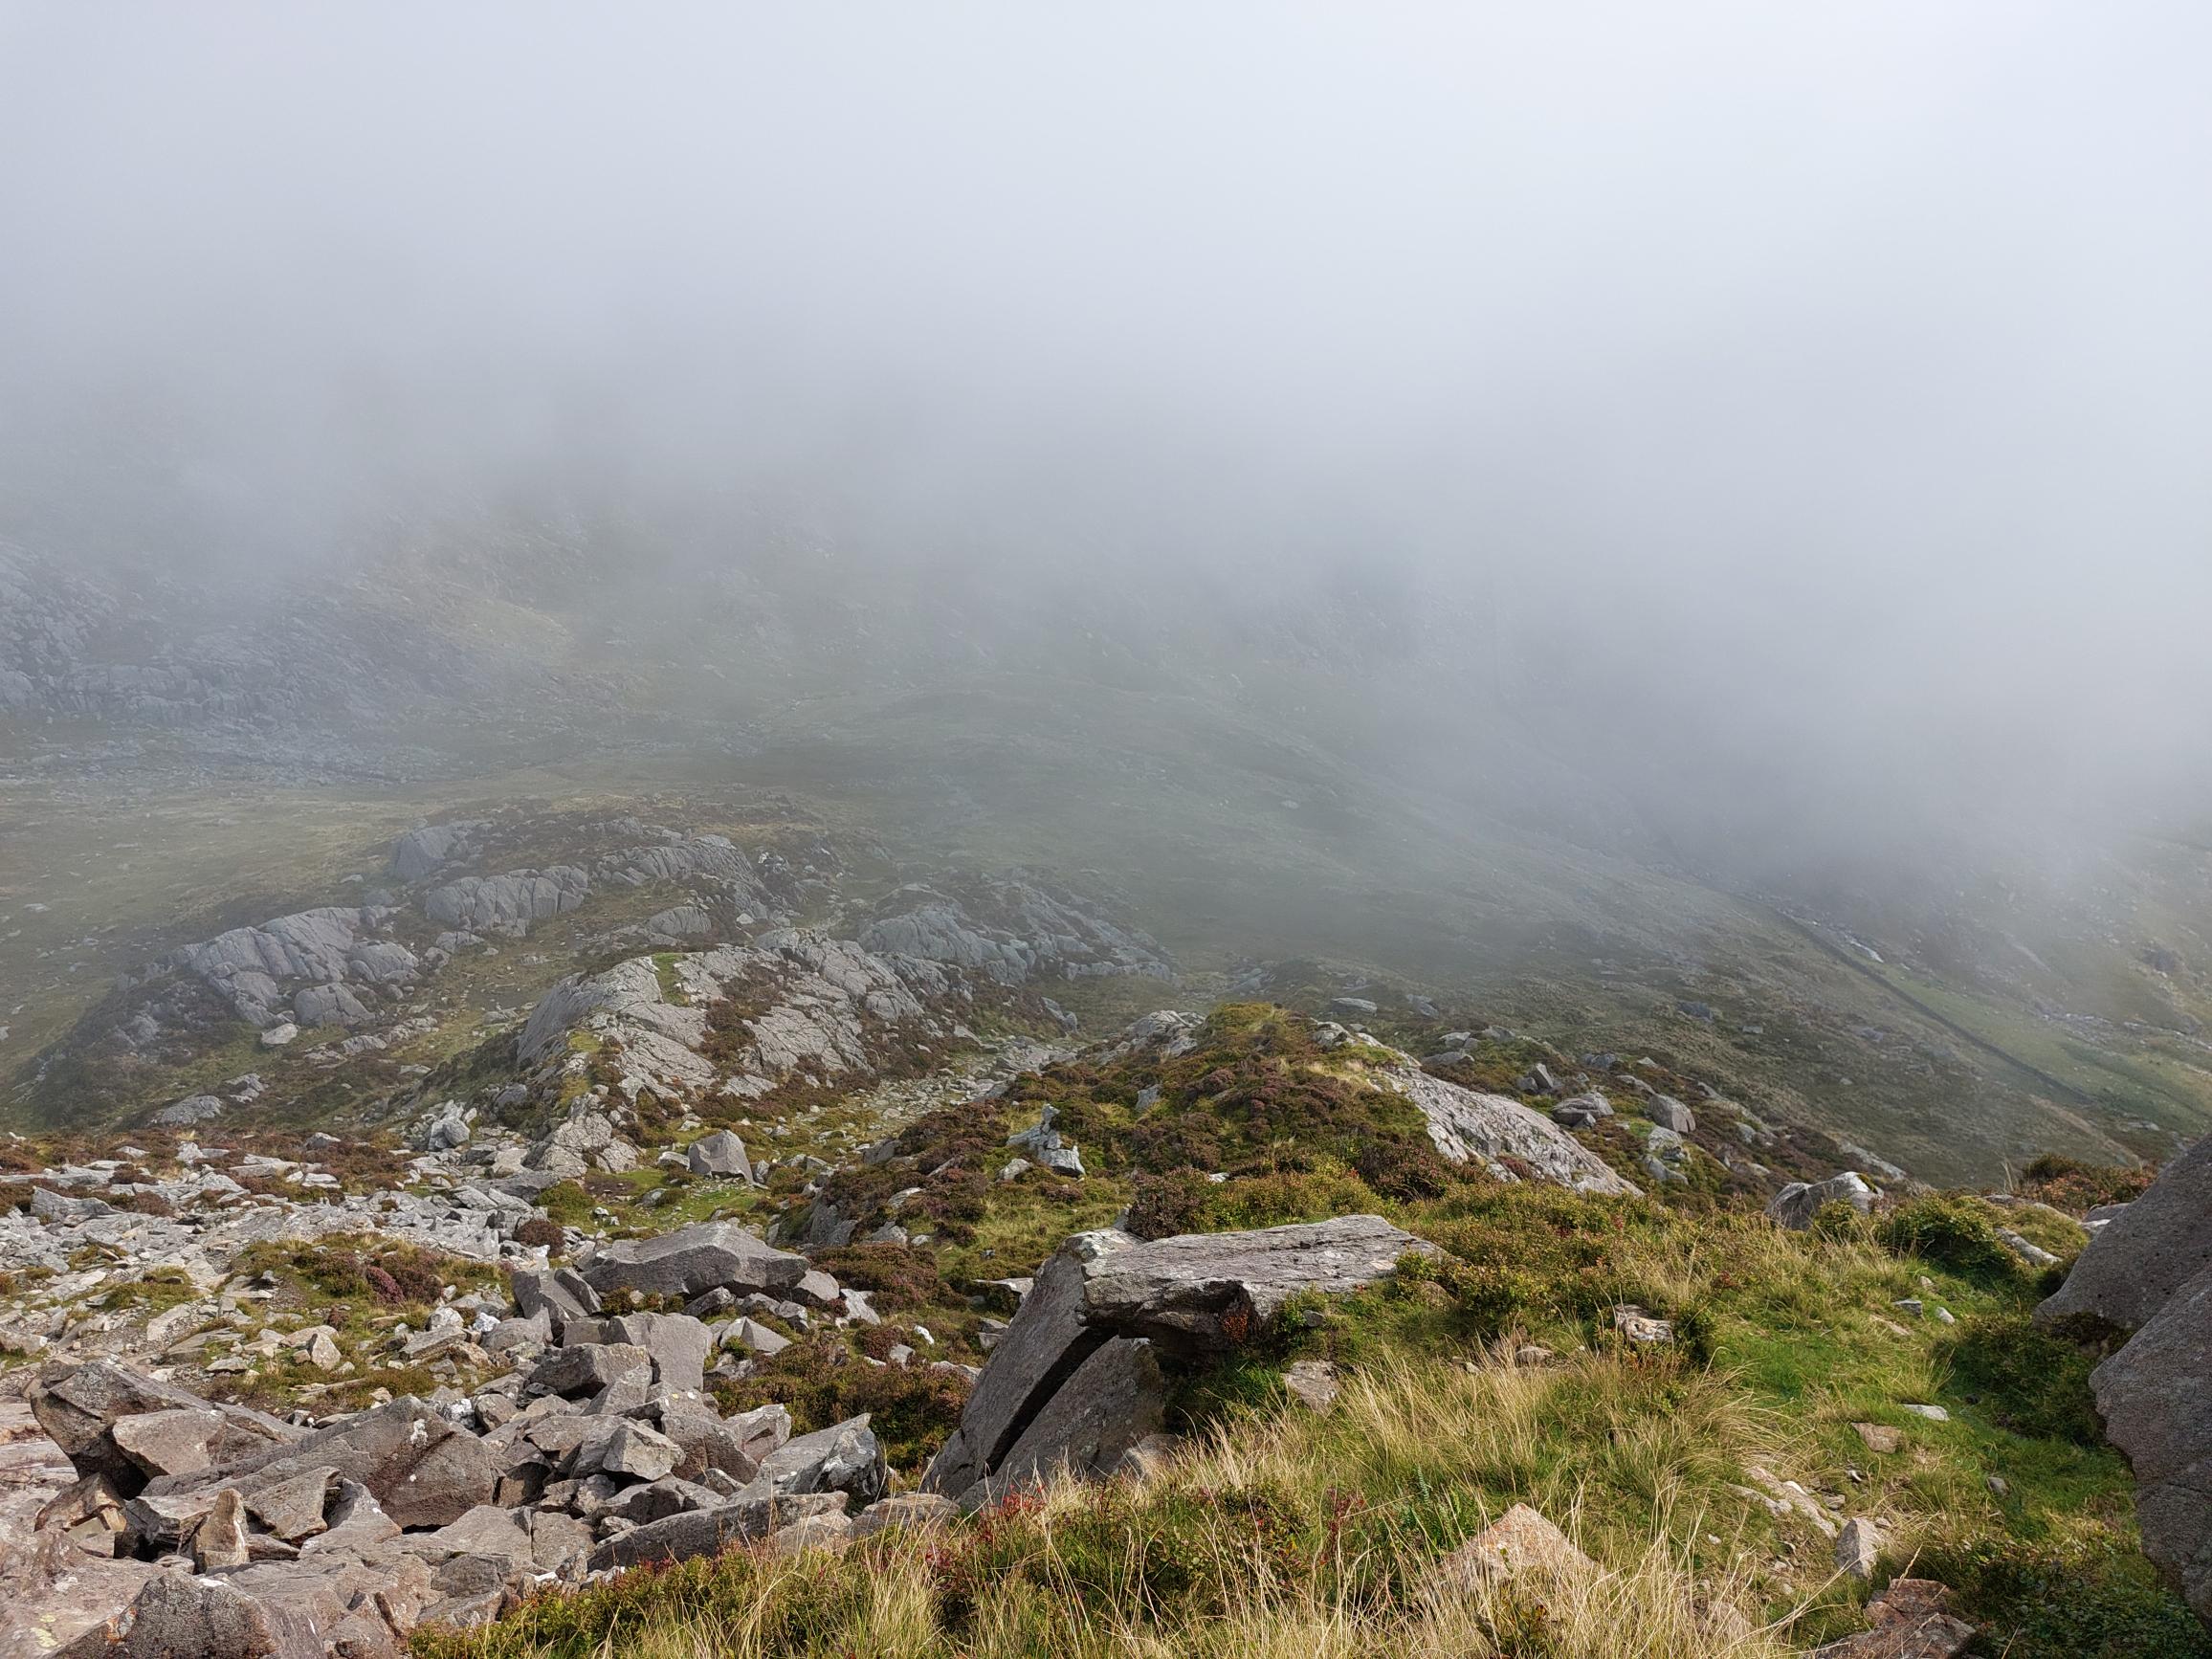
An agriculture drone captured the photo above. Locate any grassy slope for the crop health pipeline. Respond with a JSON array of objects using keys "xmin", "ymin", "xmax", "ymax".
[{"xmin": 418, "ymin": 1007, "xmax": 2199, "ymax": 1659}]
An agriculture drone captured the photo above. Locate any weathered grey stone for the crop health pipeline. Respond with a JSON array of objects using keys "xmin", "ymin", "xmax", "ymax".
[
  {"xmin": 758, "ymin": 1415, "xmax": 887, "ymax": 1507},
  {"xmin": 141, "ymin": 1397, "xmax": 499, "ymax": 1532},
  {"xmin": 1647, "ymin": 1095, "xmax": 1696, "ymax": 1134},
  {"xmin": 654, "ymin": 1397, "xmax": 773, "ymax": 1485},
  {"xmin": 1768, "ymin": 1172, "xmax": 1880, "ymax": 1230},
  {"xmin": 1835, "ymin": 1516, "xmax": 1882, "ymax": 1581},
  {"xmin": 1078, "ymin": 1215, "xmax": 1438, "ymax": 1355},
  {"xmin": 510, "ymin": 1265, "xmax": 600, "ymax": 1334},
  {"xmin": 923, "ymin": 1242, "xmax": 1109, "ymax": 1496},
  {"xmin": 580, "ymin": 1221, "xmax": 807, "ymax": 1300},
  {"xmin": 2039, "ymin": 1138, "xmax": 2211, "ymax": 1337},
  {"xmin": 191, "ymin": 1487, "xmax": 252, "ymax": 1571},
  {"xmin": 2090, "ymin": 1256, "xmax": 2212, "ymax": 1621},
  {"xmin": 50, "ymin": 1568, "xmax": 322, "ymax": 1659},
  {"xmin": 242, "ymin": 1466, "xmax": 336, "ymax": 1542},
  {"xmin": 574, "ymin": 1420, "xmax": 681, "ymax": 1482},
  {"xmin": 585, "ymin": 1489, "xmax": 849, "ymax": 1571},
  {"xmin": 1385, "ymin": 1069, "xmax": 1638, "ymax": 1196},
  {"xmin": 29, "ymin": 1362, "xmax": 297, "ymax": 1492},
  {"xmin": 530, "ymin": 1342, "xmax": 652, "ymax": 1400},
  {"xmin": 108, "ymin": 1407, "xmax": 226, "ymax": 1478},
  {"xmin": 687, "ymin": 1131, "xmax": 751, "ymax": 1181},
  {"xmin": 590, "ymin": 1314, "xmax": 714, "ymax": 1394}
]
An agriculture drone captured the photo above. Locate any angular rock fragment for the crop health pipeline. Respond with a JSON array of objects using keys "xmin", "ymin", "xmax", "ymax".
[{"xmin": 580, "ymin": 1221, "xmax": 808, "ymax": 1300}]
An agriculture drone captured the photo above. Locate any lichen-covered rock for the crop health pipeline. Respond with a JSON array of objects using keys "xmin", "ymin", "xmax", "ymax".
[
  {"xmin": 580, "ymin": 1222, "xmax": 808, "ymax": 1301},
  {"xmin": 1383, "ymin": 1068, "xmax": 1639, "ymax": 1197}
]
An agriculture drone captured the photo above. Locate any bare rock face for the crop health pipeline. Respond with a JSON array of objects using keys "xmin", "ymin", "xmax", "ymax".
[
  {"xmin": 1383, "ymin": 1068, "xmax": 1639, "ymax": 1197},
  {"xmin": 984, "ymin": 1338, "xmax": 1166, "ymax": 1497},
  {"xmin": 580, "ymin": 1221, "xmax": 808, "ymax": 1301},
  {"xmin": 2038, "ymin": 1137, "xmax": 2212, "ymax": 1338},
  {"xmin": 758, "ymin": 1416, "xmax": 888, "ymax": 1507},
  {"xmin": 2090, "ymin": 1257, "xmax": 2212, "ymax": 1622}
]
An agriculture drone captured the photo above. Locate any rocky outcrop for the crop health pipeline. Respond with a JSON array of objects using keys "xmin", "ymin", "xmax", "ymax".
[
  {"xmin": 390, "ymin": 822, "xmax": 487, "ymax": 881},
  {"xmin": 2037, "ymin": 1138, "xmax": 2211, "ymax": 1337},
  {"xmin": 925, "ymin": 1217, "xmax": 1431, "ymax": 1503},
  {"xmin": 1384, "ymin": 1068, "xmax": 1639, "ymax": 1197},
  {"xmin": 858, "ymin": 877, "xmax": 1171, "ymax": 986},
  {"xmin": 166, "ymin": 907, "xmax": 422, "ymax": 1029},
  {"xmin": 579, "ymin": 1221, "xmax": 809, "ymax": 1301},
  {"xmin": 423, "ymin": 868, "xmax": 590, "ymax": 938},
  {"xmin": 517, "ymin": 931, "xmax": 959, "ymax": 1099}
]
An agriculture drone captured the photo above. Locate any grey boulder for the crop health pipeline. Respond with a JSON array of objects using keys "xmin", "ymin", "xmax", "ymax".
[
  {"xmin": 686, "ymin": 1130, "xmax": 752, "ymax": 1181},
  {"xmin": 1769, "ymin": 1171, "xmax": 1879, "ymax": 1230},
  {"xmin": 580, "ymin": 1221, "xmax": 807, "ymax": 1300},
  {"xmin": 2038, "ymin": 1138, "xmax": 2210, "ymax": 1337}
]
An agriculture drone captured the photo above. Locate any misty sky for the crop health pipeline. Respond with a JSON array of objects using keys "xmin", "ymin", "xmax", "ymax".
[{"xmin": 2, "ymin": 3, "xmax": 2210, "ymax": 850}]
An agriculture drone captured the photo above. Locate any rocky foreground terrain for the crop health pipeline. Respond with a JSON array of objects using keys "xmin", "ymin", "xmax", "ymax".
[{"xmin": 0, "ymin": 962, "xmax": 2196, "ymax": 1656}]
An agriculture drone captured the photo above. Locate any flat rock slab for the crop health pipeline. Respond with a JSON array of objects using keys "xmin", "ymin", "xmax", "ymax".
[
  {"xmin": 1079, "ymin": 1214, "xmax": 1437, "ymax": 1355},
  {"xmin": 581, "ymin": 1222, "xmax": 807, "ymax": 1300},
  {"xmin": 1386, "ymin": 1068, "xmax": 1639, "ymax": 1197},
  {"xmin": 586, "ymin": 1489, "xmax": 848, "ymax": 1572},
  {"xmin": 2038, "ymin": 1136, "xmax": 2212, "ymax": 1338}
]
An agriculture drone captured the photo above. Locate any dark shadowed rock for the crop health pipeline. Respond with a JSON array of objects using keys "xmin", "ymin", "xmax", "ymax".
[
  {"xmin": 986, "ymin": 1338, "xmax": 1166, "ymax": 1496},
  {"xmin": 2038, "ymin": 1137, "xmax": 2212, "ymax": 1338},
  {"xmin": 529, "ymin": 1342, "xmax": 652, "ymax": 1399},
  {"xmin": 580, "ymin": 1222, "xmax": 807, "ymax": 1300},
  {"xmin": 2090, "ymin": 1256, "xmax": 2212, "ymax": 1621}
]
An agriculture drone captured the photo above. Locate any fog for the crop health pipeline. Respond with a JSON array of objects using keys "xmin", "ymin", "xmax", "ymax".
[{"xmin": 4, "ymin": 2, "xmax": 2211, "ymax": 884}]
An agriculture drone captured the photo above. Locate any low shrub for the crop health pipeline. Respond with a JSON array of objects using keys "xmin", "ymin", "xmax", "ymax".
[{"xmin": 1880, "ymin": 1195, "xmax": 2023, "ymax": 1284}]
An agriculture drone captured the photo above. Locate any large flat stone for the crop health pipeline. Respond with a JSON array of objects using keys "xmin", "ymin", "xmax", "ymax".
[
  {"xmin": 1079, "ymin": 1214, "xmax": 1437, "ymax": 1355},
  {"xmin": 585, "ymin": 1488, "xmax": 849, "ymax": 1571},
  {"xmin": 580, "ymin": 1222, "xmax": 807, "ymax": 1300}
]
